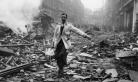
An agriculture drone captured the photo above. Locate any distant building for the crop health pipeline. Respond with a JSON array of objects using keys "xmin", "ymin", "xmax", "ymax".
[
  {"xmin": 41, "ymin": 0, "xmax": 85, "ymax": 24},
  {"xmin": 119, "ymin": 0, "xmax": 138, "ymax": 33},
  {"xmin": 98, "ymin": 0, "xmax": 120, "ymax": 32},
  {"xmin": 104, "ymin": 0, "xmax": 138, "ymax": 32}
]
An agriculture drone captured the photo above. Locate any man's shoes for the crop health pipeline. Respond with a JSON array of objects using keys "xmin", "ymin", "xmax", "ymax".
[
  {"xmin": 57, "ymin": 70, "xmax": 64, "ymax": 78},
  {"xmin": 57, "ymin": 74, "xmax": 63, "ymax": 78}
]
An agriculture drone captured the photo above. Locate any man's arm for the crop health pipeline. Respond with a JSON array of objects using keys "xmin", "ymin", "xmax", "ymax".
[{"xmin": 70, "ymin": 24, "xmax": 91, "ymax": 40}]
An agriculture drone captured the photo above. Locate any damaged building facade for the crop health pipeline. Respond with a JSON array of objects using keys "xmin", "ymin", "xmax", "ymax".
[
  {"xmin": 119, "ymin": 0, "xmax": 138, "ymax": 33},
  {"xmin": 106, "ymin": 0, "xmax": 138, "ymax": 33},
  {"xmin": 41, "ymin": 0, "xmax": 85, "ymax": 24}
]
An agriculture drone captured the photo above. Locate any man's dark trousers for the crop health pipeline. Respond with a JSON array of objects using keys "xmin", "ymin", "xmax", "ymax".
[{"xmin": 54, "ymin": 39, "xmax": 68, "ymax": 75}]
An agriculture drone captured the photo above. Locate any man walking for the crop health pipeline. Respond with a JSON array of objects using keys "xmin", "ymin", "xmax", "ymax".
[{"xmin": 53, "ymin": 13, "xmax": 91, "ymax": 77}]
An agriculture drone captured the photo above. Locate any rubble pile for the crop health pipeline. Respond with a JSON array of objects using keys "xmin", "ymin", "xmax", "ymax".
[
  {"xmin": 41, "ymin": 32, "xmax": 137, "ymax": 82},
  {"xmin": 62, "ymin": 32, "xmax": 138, "ymax": 82},
  {"xmin": 0, "ymin": 32, "xmax": 138, "ymax": 82},
  {"xmin": 0, "ymin": 33, "xmax": 50, "ymax": 82}
]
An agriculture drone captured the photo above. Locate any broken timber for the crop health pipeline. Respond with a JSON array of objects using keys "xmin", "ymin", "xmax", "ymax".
[
  {"xmin": 0, "ymin": 60, "xmax": 49, "ymax": 77},
  {"xmin": 0, "ymin": 63, "xmax": 34, "ymax": 77},
  {"xmin": 0, "ymin": 44, "xmax": 34, "ymax": 47},
  {"xmin": 0, "ymin": 47, "xmax": 15, "ymax": 56}
]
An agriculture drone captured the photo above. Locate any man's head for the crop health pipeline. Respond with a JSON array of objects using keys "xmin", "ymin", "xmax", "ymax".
[{"xmin": 61, "ymin": 13, "xmax": 67, "ymax": 23}]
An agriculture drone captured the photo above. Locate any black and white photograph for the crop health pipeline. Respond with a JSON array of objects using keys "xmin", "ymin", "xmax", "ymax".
[{"xmin": 0, "ymin": 0, "xmax": 137, "ymax": 82}]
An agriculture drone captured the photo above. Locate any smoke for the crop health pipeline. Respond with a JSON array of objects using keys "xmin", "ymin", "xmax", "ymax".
[{"xmin": 0, "ymin": 0, "xmax": 42, "ymax": 34}]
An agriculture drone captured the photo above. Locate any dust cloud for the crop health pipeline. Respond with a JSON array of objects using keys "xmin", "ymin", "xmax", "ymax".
[{"xmin": 0, "ymin": 0, "xmax": 42, "ymax": 34}]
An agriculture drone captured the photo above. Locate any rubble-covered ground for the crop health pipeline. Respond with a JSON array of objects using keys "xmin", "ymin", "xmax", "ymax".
[{"xmin": 0, "ymin": 31, "xmax": 138, "ymax": 82}]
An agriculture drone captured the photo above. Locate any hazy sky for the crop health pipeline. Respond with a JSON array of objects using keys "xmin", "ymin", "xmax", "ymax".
[{"xmin": 81, "ymin": 0, "xmax": 106, "ymax": 11}]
